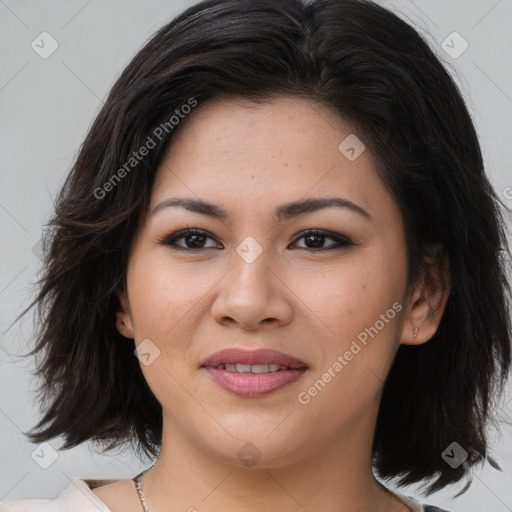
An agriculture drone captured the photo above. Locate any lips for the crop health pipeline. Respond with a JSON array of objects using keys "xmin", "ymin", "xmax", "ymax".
[
  {"xmin": 201, "ymin": 348, "xmax": 308, "ymax": 370},
  {"xmin": 201, "ymin": 348, "xmax": 308, "ymax": 397}
]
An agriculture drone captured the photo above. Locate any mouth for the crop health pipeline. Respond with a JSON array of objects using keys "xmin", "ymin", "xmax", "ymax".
[{"xmin": 201, "ymin": 348, "xmax": 308, "ymax": 397}]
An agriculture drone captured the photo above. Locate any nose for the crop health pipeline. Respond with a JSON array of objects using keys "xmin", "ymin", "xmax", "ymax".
[{"xmin": 211, "ymin": 250, "xmax": 294, "ymax": 331}]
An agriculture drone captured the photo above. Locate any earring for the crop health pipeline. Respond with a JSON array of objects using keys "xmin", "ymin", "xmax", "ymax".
[{"xmin": 413, "ymin": 327, "xmax": 418, "ymax": 339}]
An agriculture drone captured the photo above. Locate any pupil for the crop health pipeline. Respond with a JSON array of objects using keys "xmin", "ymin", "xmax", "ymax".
[
  {"xmin": 187, "ymin": 234, "xmax": 205, "ymax": 248},
  {"xmin": 306, "ymin": 235, "xmax": 323, "ymax": 248}
]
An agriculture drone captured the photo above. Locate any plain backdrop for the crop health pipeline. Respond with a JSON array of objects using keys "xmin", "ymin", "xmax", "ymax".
[{"xmin": 1, "ymin": 0, "xmax": 511, "ymax": 510}]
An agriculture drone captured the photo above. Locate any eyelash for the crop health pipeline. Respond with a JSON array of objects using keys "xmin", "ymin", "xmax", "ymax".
[{"xmin": 159, "ymin": 227, "xmax": 355, "ymax": 253}]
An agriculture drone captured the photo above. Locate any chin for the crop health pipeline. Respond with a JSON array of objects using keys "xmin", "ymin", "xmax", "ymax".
[{"xmin": 196, "ymin": 428, "xmax": 311, "ymax": 471}]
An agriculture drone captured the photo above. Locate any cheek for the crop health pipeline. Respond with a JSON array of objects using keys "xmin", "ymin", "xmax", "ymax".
[
  {"xmin": 293, "ymin": 252, "xmax": 405, "ymax": 411},
  {"xmin": 125, "ymin": 253, "xmax": 210, "ymax": 409},
  {"xmin": 295, "ymin": 275, "xmax": 403, "ymax": 426},
  {"xmin": 296, "ymin": 251, "xmax": 405, "ymax": 345},
  {"xmin": 127, "ymin": 251, "xmax": 213, "ymax": 340}
]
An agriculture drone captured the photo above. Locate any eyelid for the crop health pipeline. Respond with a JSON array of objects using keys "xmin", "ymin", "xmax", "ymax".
[
  {"xmin": 290, "ymin": 229, "xmax": 355, "ymax": 249},
  {"xmin": 158, "ymin": 227, "xmax": 222, "ymax": 250}
]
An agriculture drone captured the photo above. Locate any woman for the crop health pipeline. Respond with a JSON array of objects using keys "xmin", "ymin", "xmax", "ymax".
[{"xmin": 3, "ymin": 0, "xmax": 511, "ymax": 510}]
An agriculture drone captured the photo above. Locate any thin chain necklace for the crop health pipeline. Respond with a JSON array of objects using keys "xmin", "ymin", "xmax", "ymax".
[
  {"xmin": 133, "ymin": 465, "xmax": 415, "ymax": 512},
  {"xmin": 133, "ymin": 463, "xmax": 156, "ymax": 512}
]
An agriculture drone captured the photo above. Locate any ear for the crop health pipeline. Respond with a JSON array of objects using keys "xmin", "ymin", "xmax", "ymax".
[
  {"xmin": 400, "ymin": 244, "xmax": 450, "ymax": 346},
  {"xmin": 115, "ymin": 289, "xmax": 134, "ymax": 339}
]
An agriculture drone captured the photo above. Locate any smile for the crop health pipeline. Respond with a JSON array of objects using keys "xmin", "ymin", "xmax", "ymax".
[{"xmin": 201, "ymin": 348, "xmax": 308, "ymax": 397}]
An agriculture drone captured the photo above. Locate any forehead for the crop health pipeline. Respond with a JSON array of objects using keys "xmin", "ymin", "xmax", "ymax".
[{"xmin": 149, "ymin": 96, "xmax": 399, "ymax": 228}]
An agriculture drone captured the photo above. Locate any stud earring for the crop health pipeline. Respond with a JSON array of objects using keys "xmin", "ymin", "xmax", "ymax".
[{"xmin": 413, "ymin": 327, "xmax": 418, "ymax": 339}]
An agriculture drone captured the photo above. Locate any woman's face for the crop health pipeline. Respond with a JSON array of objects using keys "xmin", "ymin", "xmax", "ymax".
[{"xmin": 119, "ymin": 96, "xmax": 415, "ymax": 468}]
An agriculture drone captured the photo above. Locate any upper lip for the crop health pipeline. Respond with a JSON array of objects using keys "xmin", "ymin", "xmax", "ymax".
[{"xmin": 201, "ymin": 348, "xmax": 308, "ymax": 369}]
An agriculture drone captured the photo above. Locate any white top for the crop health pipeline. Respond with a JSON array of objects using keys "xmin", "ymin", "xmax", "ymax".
[{"xmin": 1, "ymin": 479, "xmax": 426, "ymax": 511}]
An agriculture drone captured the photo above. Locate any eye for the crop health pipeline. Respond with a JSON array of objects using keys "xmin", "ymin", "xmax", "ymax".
[
  {"xmin": 159, "ymin": 227, "xmax": 354, "ymax": 253},
  {"xmin": 290, "ymin": 230, "xmax": 355, "ymax": 252},
  {"xmin": 160, "ymin": 227, "xmax": 221, "ymax": 251}
]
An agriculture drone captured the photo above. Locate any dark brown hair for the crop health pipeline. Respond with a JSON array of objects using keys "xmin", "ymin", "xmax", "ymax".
[{"xmin": 17, "ymin": 0, "xmax": 511, "ymax": 496}]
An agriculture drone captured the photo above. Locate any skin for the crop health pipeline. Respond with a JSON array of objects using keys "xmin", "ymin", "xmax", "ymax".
[{"xmin": 93, "ymin": 96, "xmax": 449, "ymax": 512}]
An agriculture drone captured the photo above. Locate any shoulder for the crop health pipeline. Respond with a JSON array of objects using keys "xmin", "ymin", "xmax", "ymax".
[
  {"xmin": 394, "ymin": 491, "xmax": 452, "ymax": 512},
  {"xmin": 88, "ymin": 479, "xmax": 140, "ymax": 512},
  {"xmin": 1, "ymin": 479, "xmax": 113, "ymax": 512}
]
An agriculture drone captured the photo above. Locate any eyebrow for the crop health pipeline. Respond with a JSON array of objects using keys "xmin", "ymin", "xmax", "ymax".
[{"xmin": 150, "ymin": 196, "xmax": 371, "ymax": 222}]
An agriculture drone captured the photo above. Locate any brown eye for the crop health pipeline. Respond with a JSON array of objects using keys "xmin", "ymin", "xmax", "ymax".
[
  {"xmin": 161, "ymin": 228, "xmax": 221, "ymax": 251},
  {"xmin": 291, "ymin": 230, "xmax": 355, "ymax": 252}
]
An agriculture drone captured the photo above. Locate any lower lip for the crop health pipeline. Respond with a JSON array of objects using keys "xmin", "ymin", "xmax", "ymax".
[{"xmin": 203, "ymin": 367, "xmax": 307, "ymax": 397}]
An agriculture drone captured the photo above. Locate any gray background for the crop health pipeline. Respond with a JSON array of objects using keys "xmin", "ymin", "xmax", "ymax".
[{"xmin": 1, "ymin": 0, "xmax": 511, "ymax": 510}]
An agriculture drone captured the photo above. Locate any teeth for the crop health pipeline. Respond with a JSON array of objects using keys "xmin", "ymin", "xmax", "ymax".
[
  {"xmin": 235, "ymin": 363, "xmax": 252, "ymax": 373},
  {"xmin": 215, "ymin": 363, "xmax": 291, "ymax": 373},
  {"xmin": 249, "ymin": 364, "xmax": 270, "ymax": 374}
]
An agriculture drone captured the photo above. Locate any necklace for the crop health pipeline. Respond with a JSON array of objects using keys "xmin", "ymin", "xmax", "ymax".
[
  {"xmin": 133, "ymin": 463, "xmax": 156, "ymax": 512},
  {"xmin": 134, "ymin": 474, "xmax": 149, "ymax": 512},
  {"xmin": 133, "ymin": 465, "xmax": 415, "ymax": 512}
]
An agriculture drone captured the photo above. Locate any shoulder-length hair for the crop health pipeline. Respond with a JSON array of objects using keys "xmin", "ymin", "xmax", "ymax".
[{"xmin": 19, "ymin": 0, "xmax": 511, "ymax": 496}]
